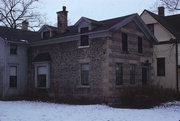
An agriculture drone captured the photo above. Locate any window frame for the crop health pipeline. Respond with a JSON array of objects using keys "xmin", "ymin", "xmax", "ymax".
[
  {"xmin": 115, "ymin": 63, "xmax": 123, "ymax": 85},
  {"xmin": 43, "ymin": 31, "xmax": 51, "ymax": 39},
  {"xmin": 80, "ymin": 27, "xmax": 89, "ymax": 33},
  {"xmin": 157, "ymin": 58, "xmax": 165, "ymax": 76},
  {"xmin": 10, "ymin": 44, "xmax": 17, "ymax": 55},
  {"xmin": 138, "ymin": 36, "xmax": 143, "ymax": 53},
  {"xmin": 122, "ymin": 33, "xmax": 128, "ymax": 52},
  {"xmin": 80, "ymin": 63, "xmax": 90, "ymax": 86},
  {"xmin": 9, "ymin": 66, "xmax": 17, "ymax": 88},
  {"xmin": 80, "ymin": 35, "xmax": 90, "ymax": 47},
  {"xmin": 147, "ymin": 24, "xmax": 154, "ymax": 34},
  {"xmin": 34, "ymin": 62, "xmax": 50, "ymax": 89},
  {"xmin": 130, "ymin": 64, "xmax": 136, "ymax": 84}
]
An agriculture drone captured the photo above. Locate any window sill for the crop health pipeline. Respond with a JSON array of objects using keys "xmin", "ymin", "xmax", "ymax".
[
  {"xmin": 35, "ymin": 87, "xmax": 49, "ymax": 89},
  {"xmin": 157, "ymin": 75, "xmax": 165, "ymax": 77},
  {"xmin": 10, "ymin": 54, "xmax": 18, "ymax": 56},
  {"xmin": 77, "ymin": 85, "xmax": 90, "ymax": 88},
  {"xmin": 137, "ymin": 53, "xmax": 143, "ymax": 56},
  {"xmin": 122, "ymin": 51, "xmax": 129, "ymax": 54},
  {"xmin": 78, "ymin": 45, "xmax": 90, "ymax": 49},
  {"xmin": 115, "ymin": 85, "xmax": 124, "ymax": 88},
  {"xmin": 9, "ymin": 87, "xmax": 17, "ymax": 89}
]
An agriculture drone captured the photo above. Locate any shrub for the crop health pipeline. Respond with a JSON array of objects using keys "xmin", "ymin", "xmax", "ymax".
[{"xmin": 112, "ymin": 85, "xmax": 180, "ymax": 109}]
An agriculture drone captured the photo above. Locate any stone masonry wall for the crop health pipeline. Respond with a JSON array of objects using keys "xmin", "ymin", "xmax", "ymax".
[
  {"xmin": 107, "ymin": 22, "xmax": 153, "ymax": 102},
  {"xmin": 28, "ymin": 37, "xmax": 109, "ymax": 103}
]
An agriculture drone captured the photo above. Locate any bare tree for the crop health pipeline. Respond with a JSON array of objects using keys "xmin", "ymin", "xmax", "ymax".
[
  {"xmin": 160, "ymin": 0, "xmax": 180, "ymax": 11},
  {"xmin": 0, "ymin": 0, "xmax": 43, "ymax": 30}
]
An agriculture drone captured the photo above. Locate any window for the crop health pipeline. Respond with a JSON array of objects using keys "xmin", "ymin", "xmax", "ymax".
[
  {"xmin": 147, "ymin": 24, "xmax": 154, "ymax": 34},
  {"xmin": 81, "ymin": 63, "xmax": 90, "ymax": 85},
  {"xmin": 79, "ymin": 27, "xmax": 89, "ymax": 47},
  {"xmin": 138, "ymin": 37, "xmax": 143, "ymax": 53},
  {"xmin": 10, "ymin": 44, "xmax": 17, "ymax": 55},
  {"xmin": 80, "ymin": 27, "xmax": 89, "ymax": 33},
  {"xmin": 80, "ymin": 35, "xmax": 89, "ymax": 46},
  {"xmin": 122, "ymin": 33, "xmax": 128, "ymax": 52},
  {"xmin": 116, "ymin": 63, "xmax": 123, "ymax": 85},
  {"xmin": 37, "ymin": 66, "xmax": 47, "ymax": 88},
  {"xmin": 9, "ymin": 66, "xmax": 17, "ymax": 88},
  {"xmin": 157, "ymin": 58, "xmax": 165, "ymax": 76},
  {"xmin": 43, "ymin": 31, "xmax": 50, "ymax": 39},
  {"xmin": 130, "ymin": 64, "xmax": 136, "ymax": 84}
]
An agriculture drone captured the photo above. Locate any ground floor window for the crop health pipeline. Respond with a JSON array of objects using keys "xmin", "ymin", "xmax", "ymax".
[
  {"xmin": 37, "ymin": 66, "xmax": 47, "ymax": 88},
  {"xmin": 157, "ymin": 58, "xmax": 165, "ymax": 76},
  {"xmin": 116, "ymin": 63, "xmax": 123, "ymax": 85},
  {"xmin": 81, "ymin": 63, "xmax": 90, "ymax": 85},
  {"xmin": 130, "ymin": 64, "xmax": 136, "ymax": 84},
  {"xmin": 35, "ymin": 63, "xmax": 50, "ymax": 88},
  {"xmin": 9, "ymin": 66, "xmax": 17, "ymax": 88}
]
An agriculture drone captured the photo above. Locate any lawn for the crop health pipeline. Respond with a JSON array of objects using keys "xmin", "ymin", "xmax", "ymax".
[{"xmin": 0, "ymin": 101, "xmax": 179, "ymax": 121}]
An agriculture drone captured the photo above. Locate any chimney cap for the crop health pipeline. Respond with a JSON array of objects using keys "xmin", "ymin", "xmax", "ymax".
[
  {"xmin": 63, "ymin": 6, "xmax": 66, "ymax": 11},
  {"xmin": 158, "ymin": 6, "xmax": 165, "ymax": 16},
  {"xmin": 22, "ymin": 20, "xmax": 29, "ymax": 24}
]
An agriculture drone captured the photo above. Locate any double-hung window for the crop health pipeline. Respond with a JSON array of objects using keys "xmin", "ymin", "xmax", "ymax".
[
  {"xmin": 9, "ymin": 66, "xmax": 17, "ymax": 88},
  {"xmin": 122, "ymin": 33, "xmax": 128, "ymax": 52},
  {"xmin": 138, "ymin": 37, "xmax": 143, "ymax": 53},
  {"xmin": 130, "ymin": 64, "xmax": 136, "ymax": 84},
  {"xmin": 10, "ymin": 44, "xmax": 17, "ymax": 55},
  {"xmin": 116, "ymin": 63, "xmax": 123, "ymax": 85},
  {"xmin": 37, "ymin": 66, "xmax": 47, "ymax": 88},
  {"xmin": 80, "ymin": 27, "xmax": 89, "ymax": 47},
  {"xmin": 157, "ymin": 58, "xmax": 165, "ymax": 76},
  {"xmin": 81, "ymin": 63, "xmax": 90, "ymax": 85}
]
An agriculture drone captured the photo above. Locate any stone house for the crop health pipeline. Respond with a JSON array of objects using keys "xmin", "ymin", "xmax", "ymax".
[
  {"xmin": 141, "ymin": 7, "xmax": 180, "ymax": 91},
  {"xmin": 27, "ymin": 6, "xmax": 156, "ymax": 102}
]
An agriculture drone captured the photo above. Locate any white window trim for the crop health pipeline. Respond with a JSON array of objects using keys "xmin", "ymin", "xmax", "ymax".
[
  {"xmin": 78, "ymin": 26, "xmax": 91, "ymax": 33},
  {"xmin": 78, "ymin": 35, "xmax": 90, "ymax": 48},
  {"xmin": 41, "ymin": 30, "xmax": 52, "ymax": 39},
  {"xmin": 34, "ymin": 62, "xmax": 50, "ymax": 89}
]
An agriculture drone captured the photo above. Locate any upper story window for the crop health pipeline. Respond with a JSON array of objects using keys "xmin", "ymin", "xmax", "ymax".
[
  {"xmin": 43, "ymin": 31, "xmax": 50, "ymax": 39},
  {"xmin": 79, "ymin": 27, "xmax": 90, "ymax": 47},
  {"xmin": 122, "ymin": 33, "xmax": 128, "ymax": 52},
  {"xmin": 10, "ymin": 44, "xmax": 17, "ymax": 55},
  {"xmin": 147, "ymin": 24, "xmax": 154, "ymax": 34},
  {"xmin": 157, "ymin": 58, "xmax": 165, "ymax": 76},
  {"xmin": 9, "ymin": 66, "xmax": 17, "ymax": 88},
  {"xmin": 138, "ymin": 37, "xmax": 143, "ymax": 53},
  {"xmin": 80, "ymin": 35, "xmax": 89, "ymax": 47},
  {"xmin": 80, "ymin": 27, "xmax": 89, "ymax": 33}
]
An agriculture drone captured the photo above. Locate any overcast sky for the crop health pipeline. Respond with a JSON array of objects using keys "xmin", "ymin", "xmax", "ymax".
[{"xmin": 37, "ymin": 0, "xmax": 158, "ymax": 26}]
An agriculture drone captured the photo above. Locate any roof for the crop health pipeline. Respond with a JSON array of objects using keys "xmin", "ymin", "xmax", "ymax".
[
  {"xmin": 31, "ymin": 13, "xmax": 156, "ymax": 46},
  {"xmin": 144, "ymin": 10, "xmax": 180, "ymax": 39},
  {"xmin": 0, "ymin": 26, "xmax": 41, "ymax": 43},
  {"xmin": 32, "ymin": 53, "xmax": 51, "ymax": 62},
  {"xmin": 38, "ymin": 14, "xmax": 139, "ymax": 39}
]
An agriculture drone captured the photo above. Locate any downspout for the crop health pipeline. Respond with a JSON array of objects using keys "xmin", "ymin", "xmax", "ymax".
[{"xmin": 175, "ymin": 39, "xmax": 179, "ymax": 92}]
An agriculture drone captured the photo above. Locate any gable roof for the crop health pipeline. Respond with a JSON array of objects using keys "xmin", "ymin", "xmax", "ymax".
[
  {"xmin": 0, "ymin": 26, "xmax": 41, "ymax": 43},
  {"xmin": 142, "ymin": 10, "xmax": 180, "ymax": 39},
  {"xmin": 34, "ymin": 13, "xmax": 156, "ymax": 44}
]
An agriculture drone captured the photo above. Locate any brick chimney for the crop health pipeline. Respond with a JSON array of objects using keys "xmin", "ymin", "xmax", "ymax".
[
  {"xmin": 57, "ymin": 6, "xmax": 68, "ymax": 33},
  {"xmin": 158, "ymin": 7, "xmax": 165, "ymax": 16},
  {"xmin": 22, "ymin": 20, "xmax": 29, "ymax": 30}
]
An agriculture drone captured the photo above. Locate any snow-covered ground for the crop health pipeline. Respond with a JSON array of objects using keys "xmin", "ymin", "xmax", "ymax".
[{"xmin": 0, "ymin": 101, "xmax": 179, "ymax": 121}]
